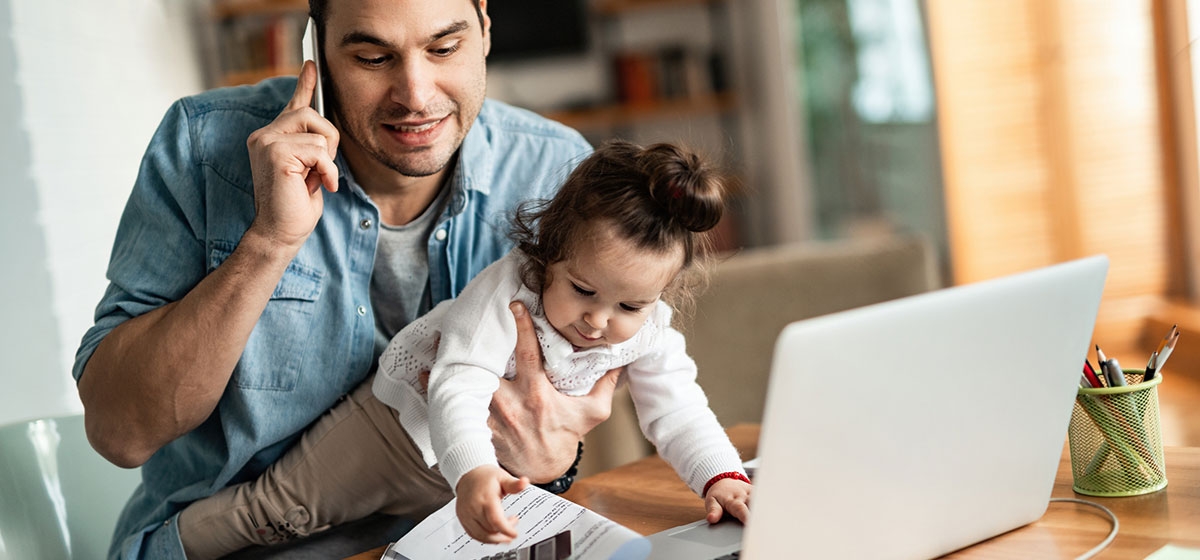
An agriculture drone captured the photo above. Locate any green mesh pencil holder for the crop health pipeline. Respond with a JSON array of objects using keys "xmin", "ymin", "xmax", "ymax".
[{"xmin": 1068, "ymin": 369, "xmax": 1166, "ymax": 497}]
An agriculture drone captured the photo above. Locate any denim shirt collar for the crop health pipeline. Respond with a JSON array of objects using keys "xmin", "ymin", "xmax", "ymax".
[{"xmin": 460, "ymin": 116, "xmax": 495, "ymax": 197}]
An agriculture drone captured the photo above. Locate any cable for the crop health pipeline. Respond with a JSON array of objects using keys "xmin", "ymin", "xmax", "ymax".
[{"xmin": 1048, "ymin": 498, "xmax": 1119, "ymax": 560}]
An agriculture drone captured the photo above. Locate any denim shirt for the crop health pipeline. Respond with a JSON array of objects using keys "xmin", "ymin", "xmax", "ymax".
[{"xmin": 72, "ymin": 77, "xmax": 591, "ymax": 560}]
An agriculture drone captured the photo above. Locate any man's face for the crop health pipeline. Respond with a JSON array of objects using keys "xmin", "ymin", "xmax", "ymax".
[{"xmin": 323, "ymin": 0, "xmax": 490, "ymax": 178}]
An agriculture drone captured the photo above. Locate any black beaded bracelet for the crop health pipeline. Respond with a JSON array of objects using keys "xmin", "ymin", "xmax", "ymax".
[{"xmin": 534, "ymin": 441, "xmax": 584, "ymax": 494}]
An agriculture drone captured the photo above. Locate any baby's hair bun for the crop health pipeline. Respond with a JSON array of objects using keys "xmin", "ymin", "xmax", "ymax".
[{"xmin": 641, "ymin": 143, "xmax": 726, "ymax": 232}]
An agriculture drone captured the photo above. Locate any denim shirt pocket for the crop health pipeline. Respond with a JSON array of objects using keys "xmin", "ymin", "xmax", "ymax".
[{"xmin": 209, "ymin": 240, "xmax": 324, "ymax": 391}]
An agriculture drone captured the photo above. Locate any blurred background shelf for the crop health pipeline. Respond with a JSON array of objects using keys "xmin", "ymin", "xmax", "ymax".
[
  {"xmin": 212, "ymin": 0, "xmax": 305, "ymax": 20},
  {"xmin": 593, "ymin": 0, "xmax": 721, "ymax": 16},
  {"xmin": 204, "ymin": 0, "xmax": 741, "ymax": 143},
  {"xmin": 222, "ymin": 65, "xmax": 299, "ymax": 87},
  {"xmin": 545, "ymin": 92, "xmax": 737, "ymax": 132},
  {"xmin": 199, "ymin": 0, "xmax": 748, "ymax": 254},
  {"xmin": 204, "ymin": 0, "xmax": 307, "ymax": 88}
]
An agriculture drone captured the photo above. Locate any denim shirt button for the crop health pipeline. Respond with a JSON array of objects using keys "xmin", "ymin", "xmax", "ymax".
[
  {"xmin": 359, "ymin": 218, "xmax": 372, "ymax": 230},
  {"xmin": 356, "ymin": 305, "xmax": 367, "ymax": 316},
  {"xmin": 434, "ymin": 228, "xmax": 447, "ymax": 241}
]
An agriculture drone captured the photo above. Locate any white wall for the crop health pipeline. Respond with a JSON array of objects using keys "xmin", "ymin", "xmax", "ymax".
[{"xmin": 0, "ymin": 0, "xmax": 204, "ymax": 427}]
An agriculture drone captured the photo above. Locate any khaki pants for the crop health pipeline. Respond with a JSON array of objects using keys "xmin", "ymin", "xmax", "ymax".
[{"xmin": 179, "ymin": 375, "xmax": 452, "ymax": 560}]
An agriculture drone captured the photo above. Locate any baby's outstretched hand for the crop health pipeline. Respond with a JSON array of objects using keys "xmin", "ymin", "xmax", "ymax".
[
  {"xmin": 455, "ymin": 465, "xmax": 530, "ymax": 543},
  {"xmin": 704, "ymin": 478, "xmax": 752, "ymax": 524}
]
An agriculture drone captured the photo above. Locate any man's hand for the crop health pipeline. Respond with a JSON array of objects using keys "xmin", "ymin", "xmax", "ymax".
[
  {"xmin": 455, "ymin": 465, "xmax": 529, "ymax": 544},
  {"xmin": 79, "ymin": 63, "xmax": 342, "ymax": 468},
  {"xmin": 245, "ymin": 60, "xmax": 340, "ymax": 253},
  {"xmin": 488, "ymin": 302, "xmax": 621, "ymax": 483}
]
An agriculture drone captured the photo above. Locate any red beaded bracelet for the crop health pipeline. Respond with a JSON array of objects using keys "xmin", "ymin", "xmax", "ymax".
[{"xmin": 703, "ymin": 471, "xmax": 752, "ymax": 497}]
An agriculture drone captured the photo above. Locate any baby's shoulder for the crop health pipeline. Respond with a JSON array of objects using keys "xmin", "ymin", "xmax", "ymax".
[{"xmin": 647, "ymin": 300, "xmax": 676, "ymax": 330}]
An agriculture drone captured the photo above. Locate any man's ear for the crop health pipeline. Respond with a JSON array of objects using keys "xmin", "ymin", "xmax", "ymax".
[{"xmin": 480, "ymin": 0, "xmax": 492, "ymax": 57}]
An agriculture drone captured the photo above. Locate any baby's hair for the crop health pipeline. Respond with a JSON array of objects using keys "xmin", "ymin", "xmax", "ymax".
[{"xmin": 511, "ymin": 139, "xmax": 731, "ymax": 313}]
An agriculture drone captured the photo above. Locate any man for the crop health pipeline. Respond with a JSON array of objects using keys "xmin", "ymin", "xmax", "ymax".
[{"xmin": 73, "ymin": 1, "xmax": 617, "ymax": 557}]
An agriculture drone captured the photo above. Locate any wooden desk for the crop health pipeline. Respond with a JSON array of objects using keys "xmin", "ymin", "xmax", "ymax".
[{"xmin": 348, "ymin": 424, "xmax": 1200, "ymax": 559}]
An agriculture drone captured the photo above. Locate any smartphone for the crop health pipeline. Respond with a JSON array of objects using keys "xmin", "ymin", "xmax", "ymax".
[{"xmin": 301, "ymin": 17, "xmax": 326, "ymax": 118}]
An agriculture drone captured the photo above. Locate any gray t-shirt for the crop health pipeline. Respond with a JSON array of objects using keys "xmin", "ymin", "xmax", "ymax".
[{"xmin": 370, "ymin": 185, "xmax": 452, "ymax": 358}]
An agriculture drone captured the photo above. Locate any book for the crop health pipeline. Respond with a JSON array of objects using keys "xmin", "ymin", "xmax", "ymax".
[
  {"xmin": 613, "ymin": 52, "xmax": 658, "ymax": 105},
  {"xmin": 382, "ymin": 486, "xmax": 650, "ymax": 560}
]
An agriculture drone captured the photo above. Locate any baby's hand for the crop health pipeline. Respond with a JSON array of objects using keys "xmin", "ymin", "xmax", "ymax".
[
  {"xmin": 704, "ymin": 478, "xmax": 752, "ymax": 524},
  {"xmin": 455, "ymin": 465, "xmax": 530, "ymax": 543}
]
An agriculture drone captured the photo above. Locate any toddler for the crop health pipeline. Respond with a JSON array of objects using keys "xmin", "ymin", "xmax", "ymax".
[{"xmin": 179, "ymin": 140, "xmax": 752, "ymax": 557}]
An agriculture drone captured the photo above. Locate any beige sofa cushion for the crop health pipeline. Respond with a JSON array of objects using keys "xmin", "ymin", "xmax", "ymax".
[{"xmin": 578, "ymin": 235, "xmax": 940, "ymax": 476}]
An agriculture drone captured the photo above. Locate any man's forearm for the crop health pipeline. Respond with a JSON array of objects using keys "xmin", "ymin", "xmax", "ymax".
[{"xmin": 79, "ymin": 231, "xmax": 298, "ymax": 468}]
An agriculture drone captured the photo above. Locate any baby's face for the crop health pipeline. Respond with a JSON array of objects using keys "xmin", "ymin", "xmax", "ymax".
[{"xmin": 542, "ymin": 231, "xmax": 683, "ymax": 349}]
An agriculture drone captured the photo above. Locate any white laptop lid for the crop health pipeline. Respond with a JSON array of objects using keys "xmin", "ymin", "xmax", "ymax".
[{"xmin": 742, "ymin": 255, "xmax": 1108, "ymax": 560}]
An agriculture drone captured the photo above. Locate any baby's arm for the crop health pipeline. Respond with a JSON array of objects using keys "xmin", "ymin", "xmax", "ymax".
[
  {"xmin": 625, "ymin": 305, "xmax": 751, "ymax": 520},
  {"xmin": 455, "ymin": 465, "xmax": 530, "ymax": 543},
  {"xmin": 423, "ymin": 281, "xmax": 526, "ymax": 542},
  {"xmin": 423, "ymin": 258, "xmax": 527, "ymax": 492}
]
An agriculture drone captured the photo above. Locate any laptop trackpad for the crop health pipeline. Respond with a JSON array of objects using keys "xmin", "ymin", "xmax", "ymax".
[{"xmin": 667, "ymin": 520, "xmax": 744, "ymax": 547}]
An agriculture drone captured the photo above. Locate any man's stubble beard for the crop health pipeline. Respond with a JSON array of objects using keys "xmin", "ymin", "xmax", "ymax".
[{"xmin": 327, "ymin": 86, "xmax": 460, "ymax": 179}]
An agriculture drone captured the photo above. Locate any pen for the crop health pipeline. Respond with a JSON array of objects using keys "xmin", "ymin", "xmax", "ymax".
[
  {"xmin": 1082, "ymin": 360, "xmax": 1104, "ymax": 388},
  {"xmin": 1103, "ymin": 357, "xmax": 1127, "ymax": 387}
]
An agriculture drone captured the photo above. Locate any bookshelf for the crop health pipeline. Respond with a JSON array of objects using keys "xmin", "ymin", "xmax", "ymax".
[
  {"xmin": 212, "ymin": 0, "xmax": 305, "ymax": 20},
  {"xmin": 552, "ymin": 0, "xmax": 739, "ymax": 135},
  {"xmin": 555, "ymin": 0, "xmax": 746, "ymax": 249},
  {"xmin": 545, "ymin": 91, "xmax": 737, "ymax": 132},
  {"xmin": 208, "ymin": 0, "xmax": 306, "ymax": 87}
]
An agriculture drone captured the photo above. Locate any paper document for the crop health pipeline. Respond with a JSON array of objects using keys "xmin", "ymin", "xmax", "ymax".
[
  {"xmin": 1145, "ymin": 544, "xmax": 1200, "ymax": 560},
  {"xmin": 382, "ymin": 486, "xmax": 651, "ymax": 560}
]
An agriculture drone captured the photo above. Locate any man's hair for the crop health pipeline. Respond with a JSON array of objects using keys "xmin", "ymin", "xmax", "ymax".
[{"xmin": 308, "ymin": 1, "xmax": 485, "ymax": 38}]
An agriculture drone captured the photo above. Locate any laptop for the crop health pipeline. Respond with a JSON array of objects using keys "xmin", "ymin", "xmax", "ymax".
[{"xmin": 646, "ymin": 255, "xmax": 1108, "ymax": 559}]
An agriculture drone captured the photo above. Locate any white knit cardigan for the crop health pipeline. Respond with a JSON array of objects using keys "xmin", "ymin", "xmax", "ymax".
[{"xmin": 372, "ymin": 249, "xmax": 745, "ymax": 494}]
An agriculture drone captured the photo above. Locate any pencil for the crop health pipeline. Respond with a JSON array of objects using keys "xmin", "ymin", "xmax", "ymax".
[
  {"xmin": 1152, "ymin": 324, "xmax": 1177, "ymax": 359},
  {"xmin": 1144, "ymin": 351, "xmax": 1160, "ymax": 382},
  {"xmin": 1155, "ymin": 330, "xmax": 1180, "ymax": 375}
]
